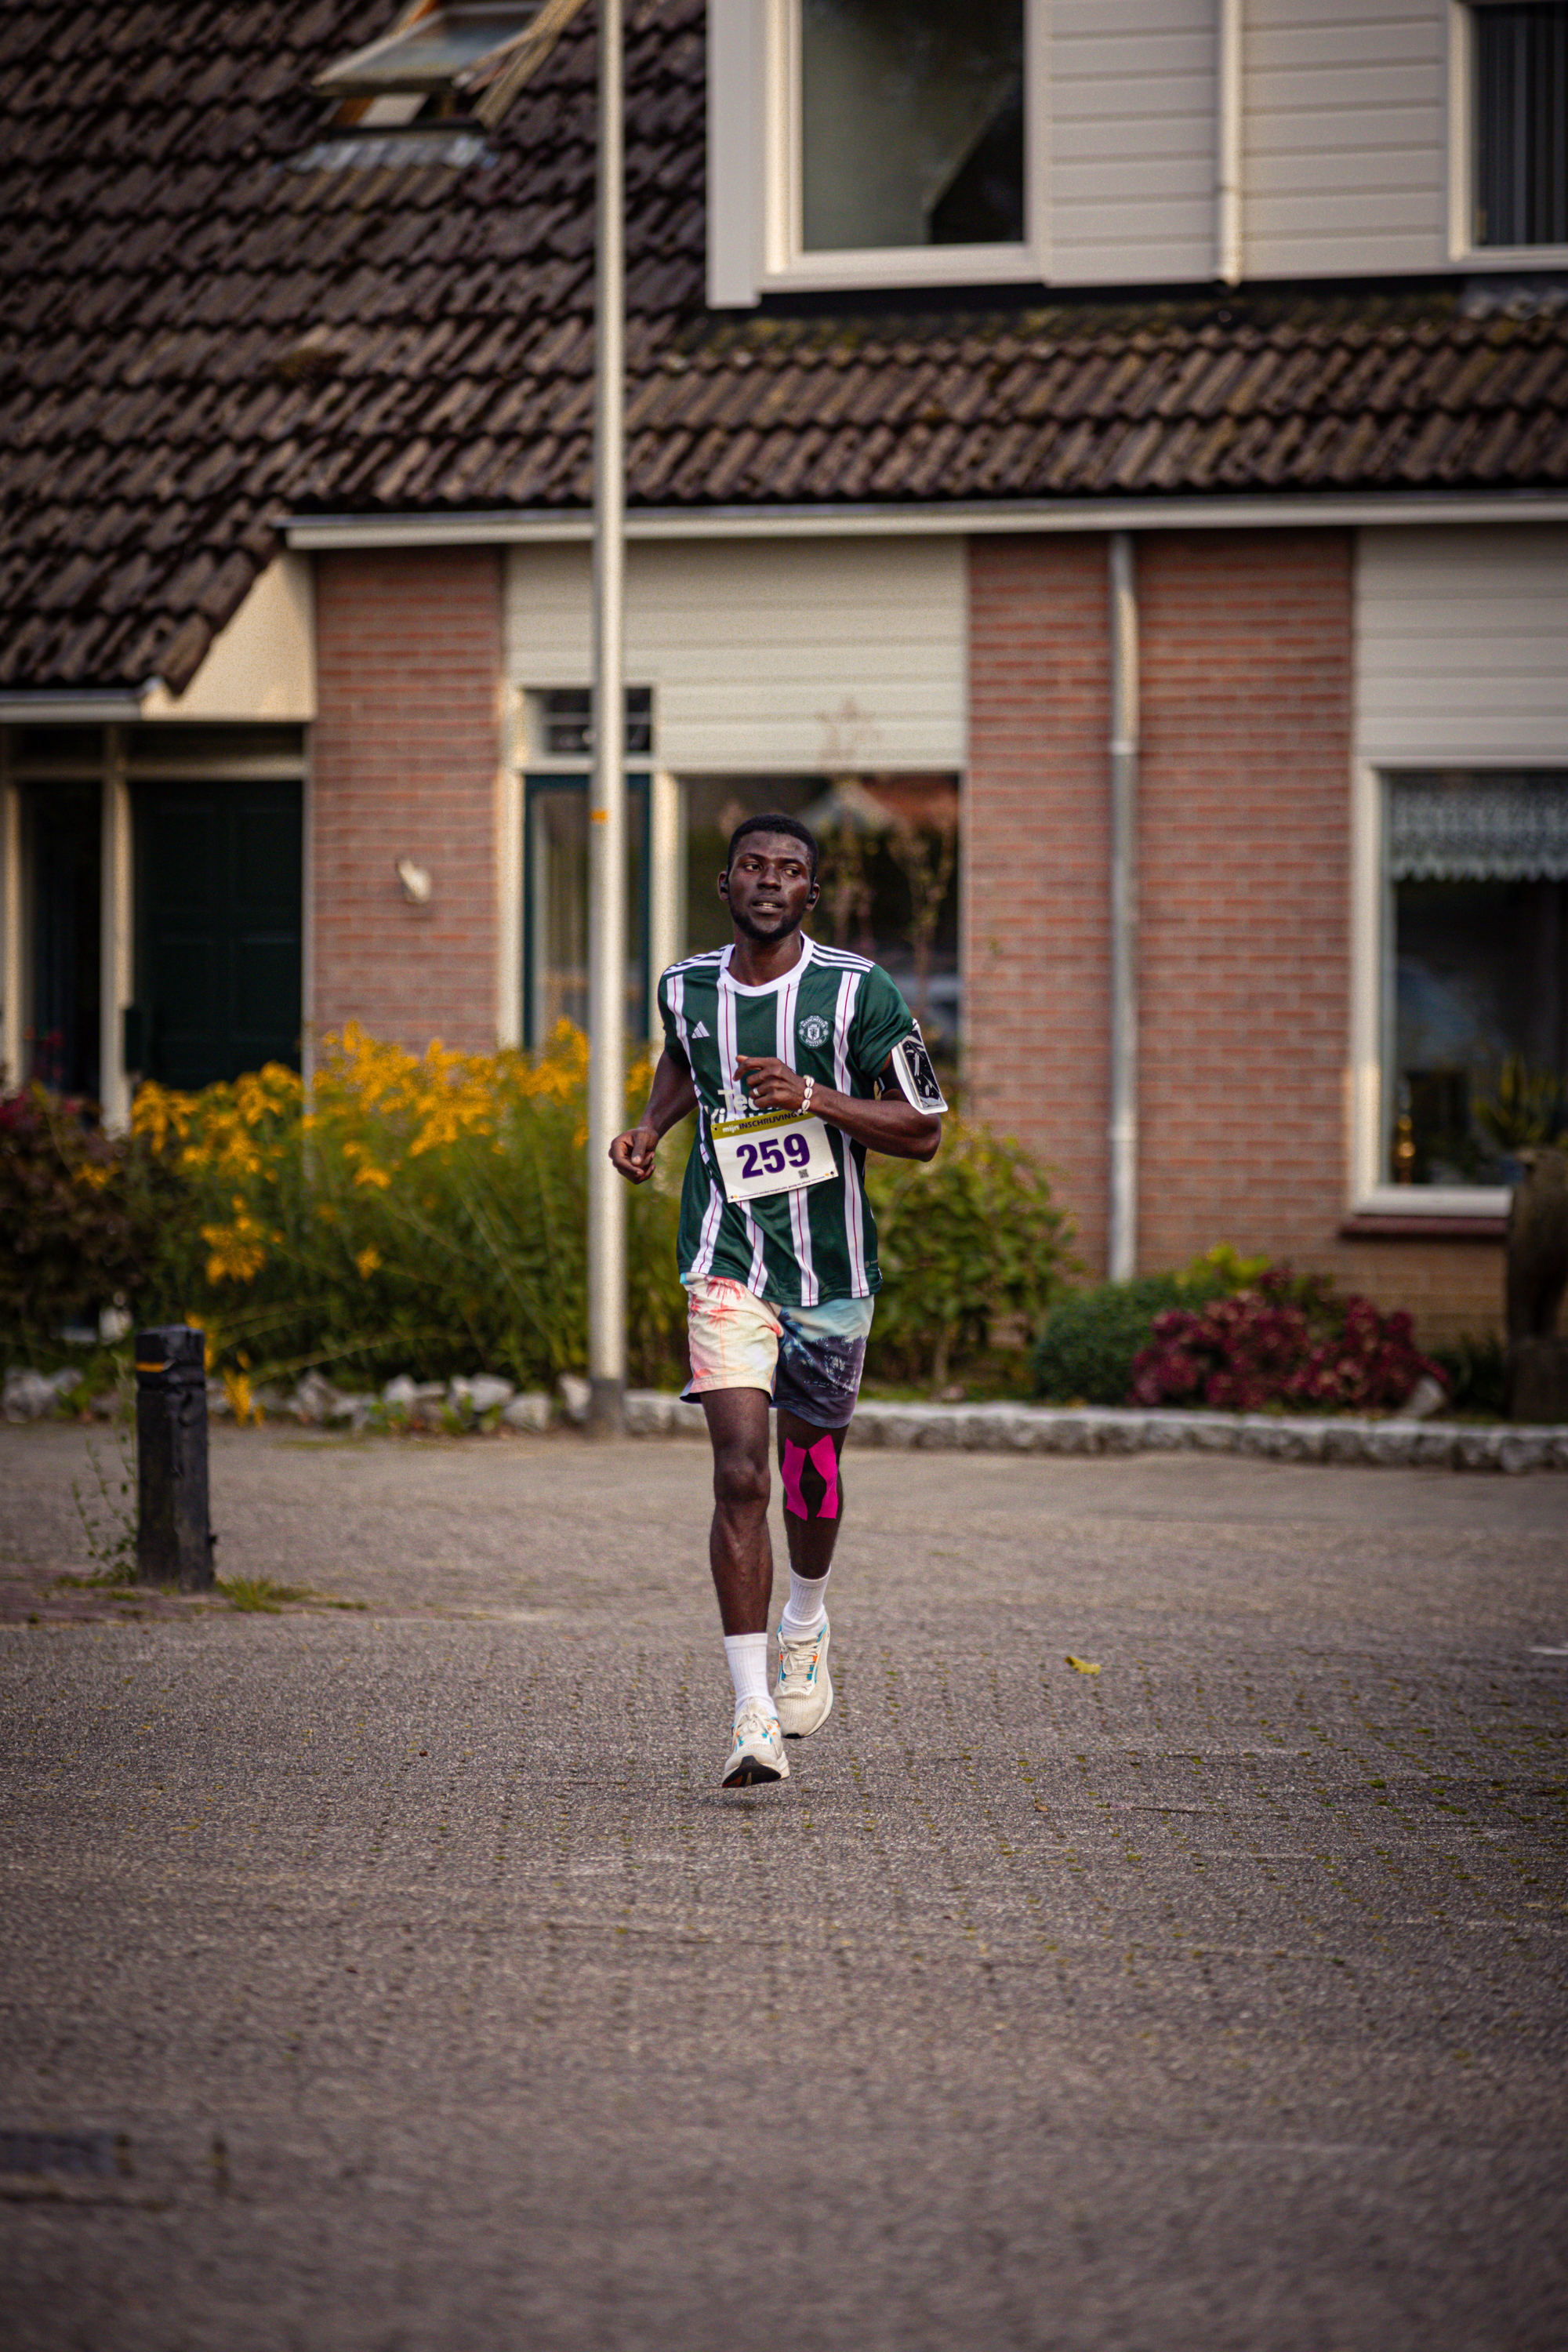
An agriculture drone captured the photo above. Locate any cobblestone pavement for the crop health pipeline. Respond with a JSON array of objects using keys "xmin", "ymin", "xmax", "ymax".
[{"xmin": 1, "ymin": 1423, "xmax": 1565, "ymax": 2351}]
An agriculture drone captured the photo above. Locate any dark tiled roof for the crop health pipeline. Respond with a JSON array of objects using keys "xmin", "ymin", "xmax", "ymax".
[{"xmin": 3, "ymin": 0, "xmax": 1568, "ymax": 693}]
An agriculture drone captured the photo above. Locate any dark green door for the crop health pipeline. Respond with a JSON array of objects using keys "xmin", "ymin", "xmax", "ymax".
[{"xmin": 135, "ymin": 779, "xmax": 303, "ymax": 1089}]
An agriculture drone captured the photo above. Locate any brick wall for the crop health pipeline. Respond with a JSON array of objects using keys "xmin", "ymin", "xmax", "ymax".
[
  {"xmin": 966, "ymin": 528, "xmax": 1500, "ymax": 1344},
  {"xmin": 1137, "ymin": 529, "xmax": 1352, "ymax": 1270},
  {"xmin": 311, "ymin": 549, "xmax": 503, "ymax": 1055},
  {"xmin": 1328, "ymin": 1239, "xmax": 1504, "ymax": 1348},
  {"xmin": 966, "ymin": 534, "xmax": 1112, "ymax": 1266}
]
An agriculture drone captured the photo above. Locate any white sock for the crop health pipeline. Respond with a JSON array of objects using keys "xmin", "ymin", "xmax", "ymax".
[
  {"xmin": 724, "ymin": 1632, "xmax": 772, "ymax": 1716},
  {"xmin": 779, "ymin": 1569, "xmax": 830, "ymax": 1640}
]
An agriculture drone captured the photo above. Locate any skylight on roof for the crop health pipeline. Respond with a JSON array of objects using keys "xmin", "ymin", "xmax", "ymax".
[{"xmin": 316, "ymin": 4, "xmax": 541, "ymax": 99}]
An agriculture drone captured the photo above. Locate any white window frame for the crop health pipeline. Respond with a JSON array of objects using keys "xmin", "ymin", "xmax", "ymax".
[
  {"xmin": 1350, "ymin": 752, "xmax": 1518, "ymax": 1218},
  {"xmin": 1447, "ymin": 0, "xmax": 1568, "ymax": 270},
  {"xmin": 708, "ymin": 0, "xmax": 1048, "ymax": 307}
]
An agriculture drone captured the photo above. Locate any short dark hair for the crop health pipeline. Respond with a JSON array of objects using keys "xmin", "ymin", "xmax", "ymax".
[{"xmin": 726, "ymin": 812, "xmax": 819, "ymax": 881}]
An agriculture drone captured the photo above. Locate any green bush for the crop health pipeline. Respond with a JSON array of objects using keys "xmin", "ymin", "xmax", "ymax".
[
  {"xmin": 0, "ymin": 1083, "xmax": 176, "ymax": 1358},
  {"xmin": 866, "ymin": 1123, "xmax": 1073, "ymax": 1385},
  {"xmin": 1428, "ymin": 1331, "xmax": 1508, "ymax": 1418},
  {"xmin": 1033, "ymin": 1247, "xmax": 1268, "ymax": 1405}
]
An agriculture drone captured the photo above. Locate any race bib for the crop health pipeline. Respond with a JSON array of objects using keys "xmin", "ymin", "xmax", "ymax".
[{"xmin": 710, "ymin": 1109, "xmax": 837, "ymax": 1203}]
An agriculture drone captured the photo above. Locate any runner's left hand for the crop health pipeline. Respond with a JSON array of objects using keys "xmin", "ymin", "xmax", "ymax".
[{"xmin": 734, "ymin": 1054, "xmax": 808, "ymax": 1113}]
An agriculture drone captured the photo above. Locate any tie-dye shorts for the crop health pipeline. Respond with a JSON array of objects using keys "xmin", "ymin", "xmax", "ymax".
[{"xmin": 682, "ymin": 1276, "xmax": 875, "ymax": 1430}]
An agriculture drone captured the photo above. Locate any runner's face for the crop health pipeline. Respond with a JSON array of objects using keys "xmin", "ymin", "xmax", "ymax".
[{"xmin": 720, "ymin": 835, "xmax": 817, "ymax": 944}]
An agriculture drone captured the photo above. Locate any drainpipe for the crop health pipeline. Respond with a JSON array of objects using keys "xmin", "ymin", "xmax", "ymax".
[
  {"xmin": 1107, "ymin": 533, "xmax": 1139, "ymax": 1283},
  {"xmin": 100, "ymin": 724, "xmax": 133, "ymax": 1134},
  {"xmin": 1, "ymin": 733, "xmax": 22, "ymax": 1087},
  {"xmin": 1215, "ymin": 0, "xmax": 1243, "ymax": 285}
]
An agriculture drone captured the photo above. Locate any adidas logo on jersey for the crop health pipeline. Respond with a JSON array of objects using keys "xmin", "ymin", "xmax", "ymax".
[{"xmin": 691, "ymin": 1019, "xmax": 710, "ymax": 1037}]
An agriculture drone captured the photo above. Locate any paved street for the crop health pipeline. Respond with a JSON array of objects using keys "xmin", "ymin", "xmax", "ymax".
[{"xmin": 1, "ymin": 1421, "xmax": 1565, "ymax": 2350}]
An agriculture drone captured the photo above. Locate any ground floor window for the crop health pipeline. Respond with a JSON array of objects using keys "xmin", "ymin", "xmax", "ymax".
[
  {"xmin": 524, "ymin": 773, "xmax": 648, "ymax": 1044},
  {"xmin": 682, "ymin": 773, "xmax": 961, "ymax": 1052},
  {"xmin": 1384, "ymin": 769, "xmax": 1568, "ymax": 1184},
  {"xmin": 519, "ymin": 768, "xmax": 962, "ymax": 1057},
  {"xmin": 21, "ymin": 777, "xmax": 102, "ymax": 1098}
]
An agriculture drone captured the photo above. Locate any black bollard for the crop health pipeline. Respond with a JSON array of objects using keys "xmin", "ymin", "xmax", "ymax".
[{"xmin": 135, "ymin": 1326, "xmax": 214, "ymax": 1590}]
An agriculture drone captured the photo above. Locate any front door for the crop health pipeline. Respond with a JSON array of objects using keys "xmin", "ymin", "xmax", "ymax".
[{"xmin": 134, "ymin": 779, "xmax": 303, "ymax": 1089}]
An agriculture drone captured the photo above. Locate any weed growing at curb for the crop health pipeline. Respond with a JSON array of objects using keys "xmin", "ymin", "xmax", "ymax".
[
  {"xmin": 216, "ymin": 1576, "xmax": 314, "ymax": 1612},
  {"xmin": 71, "ymin": 1424, "xmax": 137, "ymax": 1582}
]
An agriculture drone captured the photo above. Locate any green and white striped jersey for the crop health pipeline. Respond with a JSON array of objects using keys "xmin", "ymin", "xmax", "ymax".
[{"xmin": 658, "ymin": 937, "xmax": 916, "ymax": 1306}]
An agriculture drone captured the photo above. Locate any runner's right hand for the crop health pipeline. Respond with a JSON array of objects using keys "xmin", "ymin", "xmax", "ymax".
[{"xmin": 609, "ymin": 1123, "xmax": 660, "ymax": 1183}]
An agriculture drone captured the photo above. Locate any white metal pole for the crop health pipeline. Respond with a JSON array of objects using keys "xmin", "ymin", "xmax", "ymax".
[
  {"xmin": 587, "ymin": 0, "xmax": 627, "ymax": 1432},
  {"xmin": 1107, "ymin": 533, "xmax": 1140, "ymax": 1283}
]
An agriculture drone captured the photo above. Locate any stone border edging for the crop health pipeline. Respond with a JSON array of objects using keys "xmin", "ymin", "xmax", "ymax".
[{"xmin": 619, "ymin": 1392, "xmax": 1568, "ymax": 1472}]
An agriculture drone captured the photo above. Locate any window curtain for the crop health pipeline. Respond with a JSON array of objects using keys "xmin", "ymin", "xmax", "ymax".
[{"xmin": 1388, "ymin": 771, "xmax": 1568, "ymax": 882}]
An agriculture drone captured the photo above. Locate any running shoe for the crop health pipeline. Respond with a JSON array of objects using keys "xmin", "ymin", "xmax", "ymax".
[
  {"xmin": 775, "ymin": 1613, "xmax": 833, "ymax": 1738},
  {"xmin": 722, "ymin": 1698, "xmax": 789, "ymax": 1788}
]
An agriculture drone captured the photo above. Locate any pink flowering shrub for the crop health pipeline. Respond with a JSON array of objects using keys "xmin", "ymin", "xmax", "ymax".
[{"xmin": 1129, "ymin": 1269, "xmax": 1445, "ymax": 1414}]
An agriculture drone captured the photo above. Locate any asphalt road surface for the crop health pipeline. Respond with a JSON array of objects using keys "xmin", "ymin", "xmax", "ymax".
[{"xmin": 2, "ymin": 1421, "xmax": 1565, "ymax": 2350}]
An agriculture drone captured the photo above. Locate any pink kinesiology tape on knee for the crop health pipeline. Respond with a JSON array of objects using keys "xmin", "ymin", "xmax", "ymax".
[
  {"xmin": 809, "ymin": 1435, "xmax": 840, "ymax": 1519},
  {"xmin": 782, "ymin": 1436, "xmax": 840, "ymax": 1519},
  {"xmin": 782, "ymin": 1439, "xmax": 810, "ymax": 1519}
]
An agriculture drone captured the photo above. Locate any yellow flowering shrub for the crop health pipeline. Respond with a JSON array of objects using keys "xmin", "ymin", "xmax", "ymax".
[{"xmin": 132, "ymin": 1025, "xmax": 687, "ymax": 1391}]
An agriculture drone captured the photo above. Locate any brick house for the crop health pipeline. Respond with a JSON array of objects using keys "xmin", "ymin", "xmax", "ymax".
[{"xmin": 3, "ymin": 1, "xmax": 1567, "ymax": 1341}]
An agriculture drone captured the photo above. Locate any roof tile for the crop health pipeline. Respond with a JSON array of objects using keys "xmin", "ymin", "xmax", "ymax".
[{"xmin": 4, "ymin": 0, "xmax": 1566, "ymax": 691}]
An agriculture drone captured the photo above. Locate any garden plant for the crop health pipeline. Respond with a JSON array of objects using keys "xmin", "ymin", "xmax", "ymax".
[{"xmin": 108, "ymin": 1026, "xmax": 1065, "ymax": 1401}]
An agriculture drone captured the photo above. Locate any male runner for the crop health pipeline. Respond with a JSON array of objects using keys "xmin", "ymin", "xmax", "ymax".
[{"xmin": 610, "ymin": 815, "xmax": 946, "ymax": 1788}]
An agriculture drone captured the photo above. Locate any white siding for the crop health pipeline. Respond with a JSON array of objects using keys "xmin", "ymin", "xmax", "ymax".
[
  {"xmin": 506, "ymin": 536, "xmax": 967, "ymax": 772},
  {"xmin": 1243, "ymin": 0, "xmax": 1448, "ymax": 278},
  {"xmin": 1356, "ymin": 526, "xmax": 1568, "ymax": 766},
  {"xmin": 1049, "ymin": 0, "xmax": 1216, "ymax": 285}
]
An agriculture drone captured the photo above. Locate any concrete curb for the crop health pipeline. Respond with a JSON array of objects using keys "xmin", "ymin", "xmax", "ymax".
[{"xmin": 620, "ymin": 1391, "xmax": 1568, "ymax": 1472}]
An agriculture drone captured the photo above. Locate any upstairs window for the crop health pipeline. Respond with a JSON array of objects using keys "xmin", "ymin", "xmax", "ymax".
[
  {"xmin": 709, "ymin": 0, "xmax": 1044, "ymax": 303},
  {"xmin": 1473, "ymin": 2, "xmax": 1568, "ymax": 248},
  {"xmin": 800, "ymin": 0, "xmax": 1025, "ymax": 252}
]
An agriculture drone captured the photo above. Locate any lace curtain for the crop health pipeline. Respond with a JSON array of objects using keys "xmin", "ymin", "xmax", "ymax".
[{"xmin": 1388, "ymin": 771, "xmax": 1568, "ymax": 882}]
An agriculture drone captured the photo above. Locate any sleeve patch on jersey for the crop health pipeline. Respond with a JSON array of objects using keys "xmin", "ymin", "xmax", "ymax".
[{"xmin": 887, "ymin": 1024, "xmax": 948, "ymax": 1115}]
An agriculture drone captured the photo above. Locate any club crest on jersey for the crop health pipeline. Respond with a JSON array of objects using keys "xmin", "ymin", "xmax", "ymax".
[{"xmin": 797, "ymin": 1013, "xmax": 830, "ymax": 1049}]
